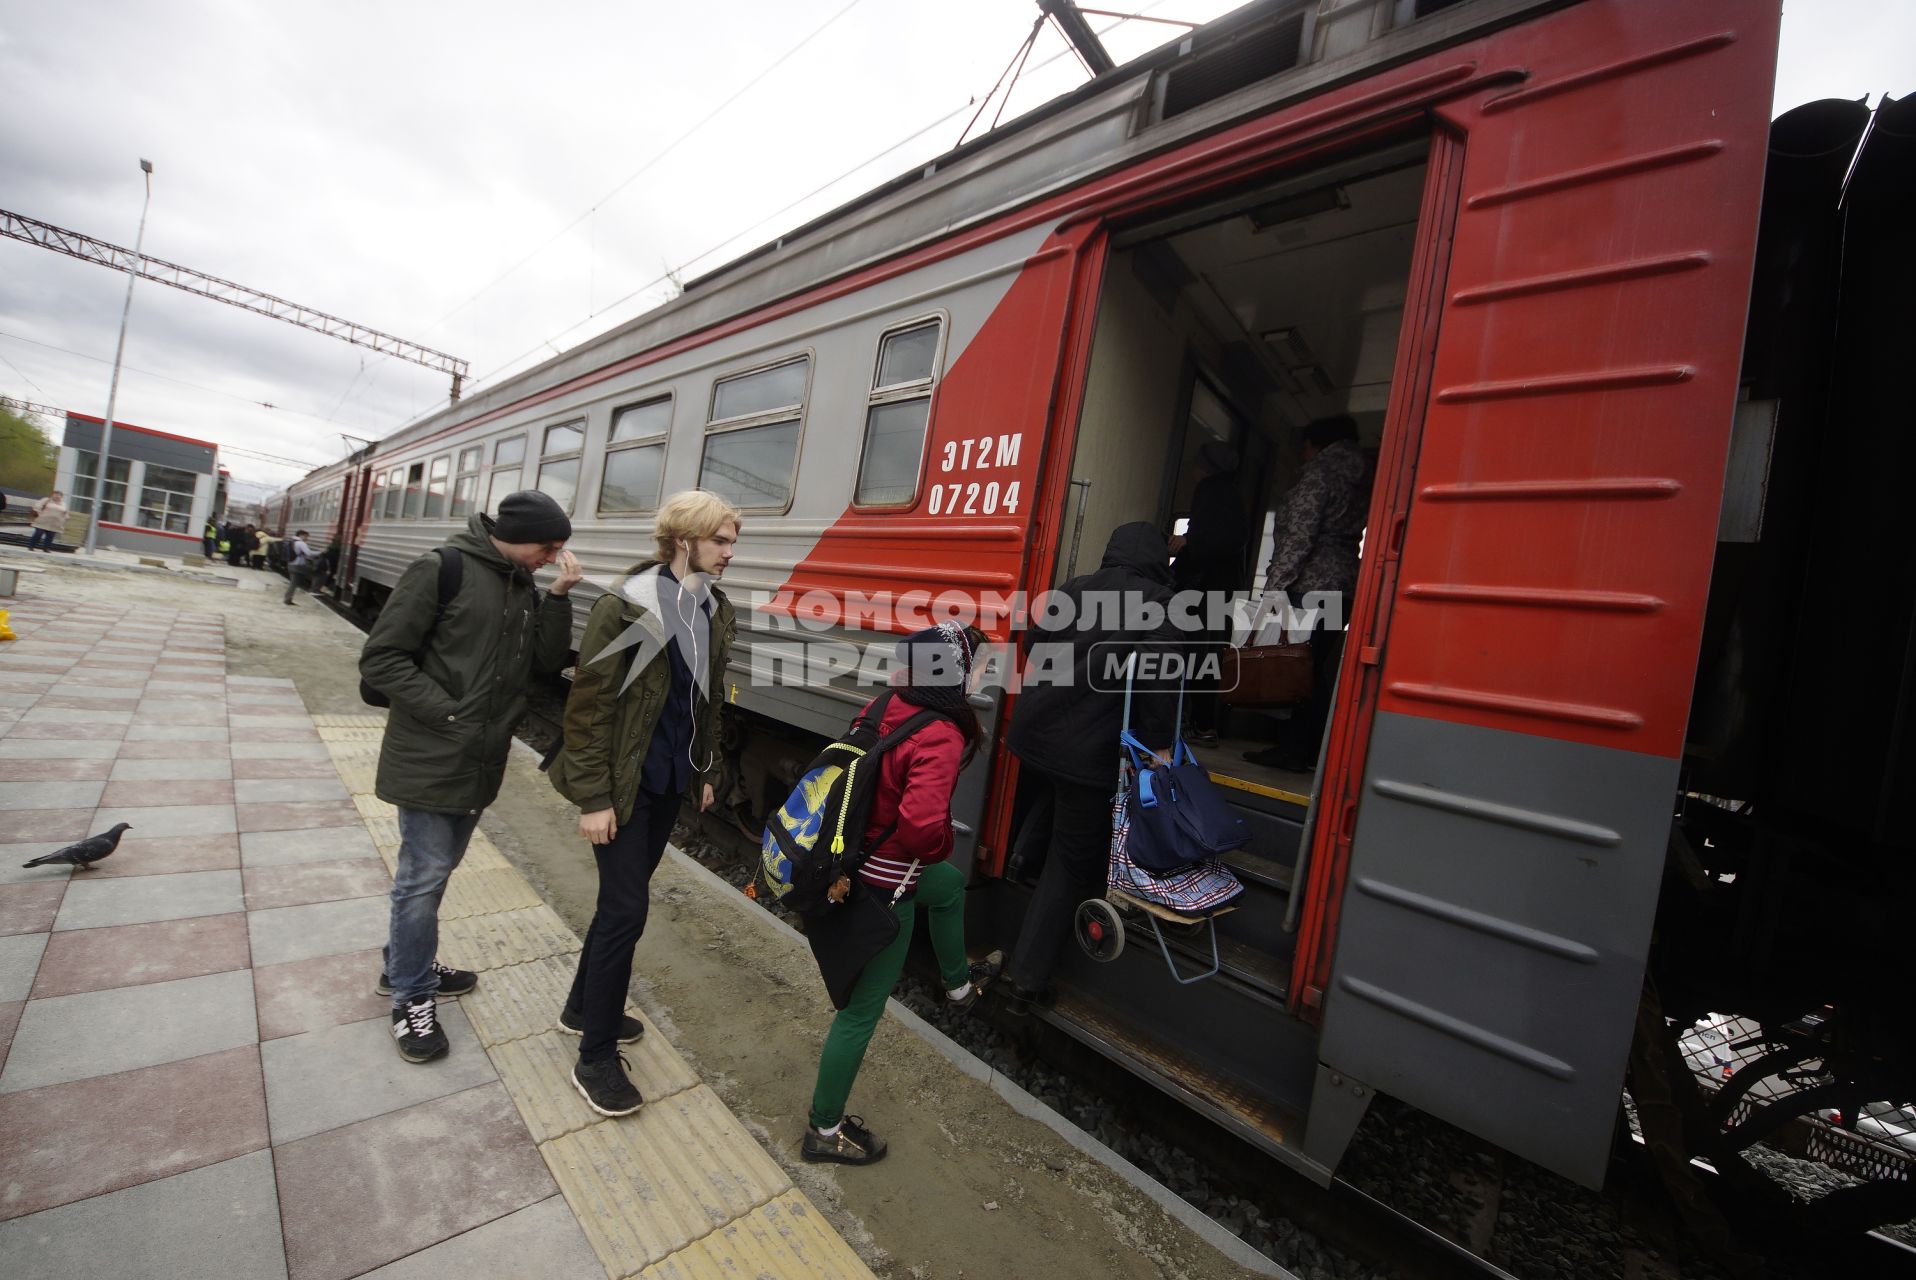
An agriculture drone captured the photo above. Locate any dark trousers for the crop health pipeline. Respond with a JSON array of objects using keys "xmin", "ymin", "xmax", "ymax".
[
  {"xmin": 1006, "ymin": 770, "xmax": 1113, "ymax": 995},
  {"xmin": 1278, "ymin": 625, "xmax": 1346, "ymax": 764},
  {"xmin": 27, "ymin": 528, "xmax": 56, "ymax": 551},
  {"xmin": 565, "ymin": 788, "xmax": 682, "ymax": 1061}
]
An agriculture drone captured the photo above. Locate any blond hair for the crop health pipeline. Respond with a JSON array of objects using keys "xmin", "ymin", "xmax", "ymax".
[{"xmin": 653, "ymin": 489, "xmax": 742, "ymax": 563}]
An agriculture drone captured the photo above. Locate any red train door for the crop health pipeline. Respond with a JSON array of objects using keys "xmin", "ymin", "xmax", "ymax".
[{"xmin": 1298, "ymin": 2, "xmax": 1782, "ymax": 1187}]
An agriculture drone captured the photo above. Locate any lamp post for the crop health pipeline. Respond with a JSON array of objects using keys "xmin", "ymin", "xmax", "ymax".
[{"xmin": 86, "ymin": 157, "xmax": 154, "ymax": 554}]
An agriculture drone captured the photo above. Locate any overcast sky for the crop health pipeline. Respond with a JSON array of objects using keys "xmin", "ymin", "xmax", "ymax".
[{"xmin": 2, "ymin": 0, "xmax": 1909, "ymax": 499}]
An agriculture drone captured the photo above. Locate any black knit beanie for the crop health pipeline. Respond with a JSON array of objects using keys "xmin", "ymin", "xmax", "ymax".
[
  {"xmin": 492, "ymin": 490, "xmax": 572, "ymax": 544},
  {"xmin": 895, "ymin": 622, "xmax": 975, "ymax": 713}
]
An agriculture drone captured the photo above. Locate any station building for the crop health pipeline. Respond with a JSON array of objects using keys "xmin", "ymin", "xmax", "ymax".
[{"xmin": 54, "ymin": 411, "xmax": 226, "ymax": 556}]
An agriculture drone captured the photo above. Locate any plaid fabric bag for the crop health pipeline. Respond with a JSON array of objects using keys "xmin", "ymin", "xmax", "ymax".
[{"xmin": 1108, "ymin": 785, "xmax": 1244, "ymax": 917}]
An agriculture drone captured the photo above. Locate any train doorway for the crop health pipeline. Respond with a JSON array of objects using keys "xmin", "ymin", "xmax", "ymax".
[
  {"xmin": 990, "ymin": 140, "xmax": 1432, "ymax": 1167},
  {"xmin": 1057, "ymin": 140, "xmax": 1426, "ymax": 800}
]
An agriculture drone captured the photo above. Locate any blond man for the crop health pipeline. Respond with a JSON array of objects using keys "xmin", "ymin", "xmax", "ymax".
[{"xmin": 547, "ymin": 490, "xmax": 740, "ymax": 1114}]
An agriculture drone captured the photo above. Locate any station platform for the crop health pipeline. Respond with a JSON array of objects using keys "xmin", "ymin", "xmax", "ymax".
[{"xmin": 0, "ymin": 597, "xmax": 873, "ymax": 1279}]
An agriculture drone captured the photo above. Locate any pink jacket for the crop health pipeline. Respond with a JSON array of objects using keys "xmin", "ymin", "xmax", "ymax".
[{"xmin": 854, "ymin": 694, "xmax": 963, "ymax": 897}]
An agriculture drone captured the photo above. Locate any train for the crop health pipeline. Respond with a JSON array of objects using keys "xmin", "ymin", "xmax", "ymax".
[{"xmin": 262, "ymin": 0, "xmax": 1914, "ymax": 1248}]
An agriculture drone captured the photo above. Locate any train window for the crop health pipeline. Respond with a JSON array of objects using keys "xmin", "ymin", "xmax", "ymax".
[
  {"xmin": 451, "ymin": 447, "xmax": 482, "ymax": 518},
  {"xmin": 610, "ymin": 397, "xmax": 671, "ymax": 443},
  {"xmin": 600, "ymin": 396, "xmax": 671, "ymax": 514},
  {"xmin": 701, "ymin": 357, "xmax": 809, "ymax": 510},
  {"xmin": 425, "ymin": 456, "xmax": 451, "ymax": 519},
  {"xmin": 371, "ymin": 471, "xmax": 386, "ymax": 521},
  {"xmin": 486, "ymin": 435, "xmax": 527, "ymax": 515},
  {"xmin": 711, "ymin": 359, "xmax": 807, "ymax": 423},
  {"xmin": 537, "ymin": 419, "xmax": 586, "ymax": 513},
  {"xmin": 402, "ymin": 462, "xmax": 425, "ymax": 519},
  {"xmin": 856, "ymin": 319, "xmax": 944, "ymax": 507}
]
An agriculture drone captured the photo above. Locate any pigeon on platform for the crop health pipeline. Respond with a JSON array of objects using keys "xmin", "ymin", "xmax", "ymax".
[{"xmin": 21, "ymin": 823, "xmax": 133, "ymax": 871}]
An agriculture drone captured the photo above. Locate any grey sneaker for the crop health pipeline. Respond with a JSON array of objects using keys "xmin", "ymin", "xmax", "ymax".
[
  {"xmin": 572, "ymin": 1054, "xmax": 643, "ymax": 1117},
  {"xmin": 391, "ymin": 999, "xmax": 447, "ymax": 1063},
  {"xmin": 802, "ymin": 1115, "xmax": 887, "ymax": 1165},
  {"xmin": 558, "ymin": 1007, "xmax": 645, "ymax": 1043}
]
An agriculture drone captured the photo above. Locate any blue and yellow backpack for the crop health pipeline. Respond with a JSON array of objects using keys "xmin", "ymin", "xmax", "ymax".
[{"xmin": 759, "ymin": 691, "xmax": 949, "ymax": 914}]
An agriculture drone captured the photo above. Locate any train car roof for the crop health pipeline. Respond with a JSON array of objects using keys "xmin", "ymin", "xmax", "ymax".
[{"xmin": 350, "ymin": 0, "xmax": 1574, "ymax": 461}]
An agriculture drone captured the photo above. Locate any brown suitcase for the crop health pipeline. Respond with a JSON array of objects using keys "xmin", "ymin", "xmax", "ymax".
[{"xmin": 1221, "ymin": 643, "xmax": 1313, "ymax": 707}]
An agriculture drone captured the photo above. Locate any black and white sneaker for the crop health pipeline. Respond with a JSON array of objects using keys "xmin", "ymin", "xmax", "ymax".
[
  {"xmin": 572, "ymin": 1054, "xmax": 644, "ymax": 1117},
  {"xmin": 557, "ymin": 1008, "xmax": 645, "ymax": 1043},
  {"xmin": 375, "ymin": 960, "xmax": 478, "ymax": 998},
  {"xmin": 391, "ymin": 999, "xmax": 448, "ymax": 1063},
  {"xmin": 802, "ymin": 1115, "xmax": 887, "ymax": 1165},
  {"xmin": 947, "ymin": 950, "xmax": 1005, "ymax": 1013}
]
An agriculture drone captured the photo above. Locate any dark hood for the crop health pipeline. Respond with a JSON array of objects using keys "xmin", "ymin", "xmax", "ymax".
[
  {"xmin": 1099, "ymin": 521, "xmax": 1173, "ymax": 585},
  {"xmin": 448, "ymin": 513, "xmax": 524, "ymax": 578}
]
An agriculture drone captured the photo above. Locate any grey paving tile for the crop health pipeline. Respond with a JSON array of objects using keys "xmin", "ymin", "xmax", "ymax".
[
  {"xmin": 0, "ymin": 780, "xmax": 105, "ymax": 810},
  {"xmin": 260, "ymin": 1003, "xmax": 494, "ymax": 1145},
  {"xmin": 0, "ymin": 738, "xmax": 121, "ymax": 759},
  {"xmin": 108, "ymin": 757, "xmax": 234, "ymax": 781},
  {"xmin": 54, "ymin": 869, "xmax": 244, "ymax": 931},
  {"xmin": 233, "ymin": 777, "xmax": 349, "ymax": 803},
  {"xmin": 0, "ymin": 846, "xmax": 70, "ymax": 887},
  {"xmin": 249, "ymin": 895, "xmax": 389, "ymax": 967},
  {"xmin": 228, "ymin": 675, "xmax": 297, "ymax": 688},
  {"xmin": 124, "ymin": 723, "xmax": 229, "ymax": 742},
  {"xmin": 0, "ymin": 1149, "xmax": 285, "ymax": 1279},
  {"xmin": 0, "ymin": 968, "xmax": 257, "ymax": 1093},
  {"xmin": 138, "ymin": 697, "xmax": 229, "ymax": 715},
  {"xmin": 16, "ymin": 706, "xmax": 133, "ymax": 725},
  {"xmin": 143, "ymin": 679, "xmax": 227, "ymax": 695},
  {"xmin": 242, "ymin": 825, "xmax": 379, "ymax": 867},
  {"xmin": 358, "ymin": 1195, "xmax": 598, "ymax": 1280},
  {"xmin": 90, "ymin": 804, "xmax": 238, "ymax": 837},
  {"xmin": 0, "ymin": 934, "xmax": 47, "ymax": 1002},
  {"xmin": 230, "ymin": 714, "xmax": 316, "ymax": 729},
  {"xmin": 246, "ymin": 742, "xmax": 331, "ymax": 759},
  {"xmin": 43, "ymin": 682, "xmax": 142, "ymax": 701}
]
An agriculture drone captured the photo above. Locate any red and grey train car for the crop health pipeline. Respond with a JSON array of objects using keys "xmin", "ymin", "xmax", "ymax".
[{"xmin": 271, "ymin": 0, "xmax": 1914, "ymax": 1232}]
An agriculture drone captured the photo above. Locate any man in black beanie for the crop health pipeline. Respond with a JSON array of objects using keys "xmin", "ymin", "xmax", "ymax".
[{"xmin": 361, "ymin": 489, "xmax": 582, "ymax": 1063}]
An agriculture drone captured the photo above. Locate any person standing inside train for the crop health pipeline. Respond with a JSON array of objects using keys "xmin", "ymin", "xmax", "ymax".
[
  {"xmin": 802, "ymin": 623, "xmax": 1002, "ymax": 1166},
  {"xmin": 1169, "ymin": 439, "xmax": 1252, "ymax": 747},
  {"xmin": 1242, "ymin": 415, "xmax": 1370, "ymax": 772},
  {"xmin": 361, "ymin": 490, "xmax": 580, "ymax": 1063},
  {"xmin": 1003, "ymin": 522, "xmax": 1181, "ymax": 1015},
  {"xmin": 547, "ymin": 489, "xmax": 738, "ymax": 1116}
]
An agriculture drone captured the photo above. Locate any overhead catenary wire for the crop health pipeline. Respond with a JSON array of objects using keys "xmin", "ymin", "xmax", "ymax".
[{"xmin": 422, "ymin": 0, "xmax": 871, "ymax": 337}]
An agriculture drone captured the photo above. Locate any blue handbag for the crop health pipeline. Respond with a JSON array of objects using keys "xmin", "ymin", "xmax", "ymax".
[{"xmin": 1116, "ymin": 662, "xmax": 1250, "ymax": 876}]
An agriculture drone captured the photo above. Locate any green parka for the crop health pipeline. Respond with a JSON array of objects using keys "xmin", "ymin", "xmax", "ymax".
[
  {"xmin": 548, "ymin": 560, "xmax": 735, "ymax": 822},
  {"xmin": 361, "ymin": 514, "xmax": 574, "ymax": 815}
]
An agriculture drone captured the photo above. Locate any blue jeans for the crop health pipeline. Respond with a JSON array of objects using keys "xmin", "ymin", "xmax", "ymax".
[
  {"xmin": 386, "ymin": 808, "xmax": 480, "ymax": 1008},
  {"xmin": 27, "ymin": 528, "xmax": 55, "ymax": 551}
]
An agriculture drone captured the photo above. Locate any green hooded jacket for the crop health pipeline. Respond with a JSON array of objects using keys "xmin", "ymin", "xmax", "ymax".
[
  {"xmin": 361, "ymin": 514, "xmax": 575, "ymax": 815},
  {"xmin": 548, "ymin": 560, "xmax": 735, "ymax": 822}
]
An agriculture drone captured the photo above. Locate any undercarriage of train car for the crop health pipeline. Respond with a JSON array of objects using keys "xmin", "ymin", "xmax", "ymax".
[{"xmin": 1640, "ymin": 95, "xmax": 1916, "ymax": 1248}]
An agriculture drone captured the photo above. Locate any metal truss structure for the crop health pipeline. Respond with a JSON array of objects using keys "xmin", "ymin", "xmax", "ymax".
[{"xmin": 0, "ymin": 209, "xmax": 469, "ymax": 401}]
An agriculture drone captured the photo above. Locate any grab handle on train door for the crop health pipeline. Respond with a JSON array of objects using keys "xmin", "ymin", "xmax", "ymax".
[{"xmin": 1066, "ymin": 478, "xmax": 1092, "ymax": 579}]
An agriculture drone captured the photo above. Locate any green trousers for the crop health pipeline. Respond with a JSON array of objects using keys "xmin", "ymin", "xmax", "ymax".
[{"xmin": 809, "ymin": 860, "xmax": 971, "ymax": 1129}]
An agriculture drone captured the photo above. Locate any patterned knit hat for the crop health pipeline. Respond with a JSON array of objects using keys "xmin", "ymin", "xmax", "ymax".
[{"xmin": 894, "ymin": 622, "xmax": 975, "ymax": 712}]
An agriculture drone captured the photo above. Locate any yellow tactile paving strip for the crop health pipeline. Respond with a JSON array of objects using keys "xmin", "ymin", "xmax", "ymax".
[{"xmin": 319, "ymin": 715, "xmax": 872, "ymax": 1280}]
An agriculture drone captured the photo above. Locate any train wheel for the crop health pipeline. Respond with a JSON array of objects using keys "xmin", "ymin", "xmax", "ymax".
[{"xmin": 1074, "ymin": 899, "xmax": 1125, "ymax": 962}]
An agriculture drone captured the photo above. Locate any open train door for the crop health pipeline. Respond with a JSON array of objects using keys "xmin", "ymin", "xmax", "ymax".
[{"xmin": 1295, "ymin": 3, "xmax": 1782, "ymax": 1188}]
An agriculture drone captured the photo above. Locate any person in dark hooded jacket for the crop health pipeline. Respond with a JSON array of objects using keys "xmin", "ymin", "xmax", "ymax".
[
  {"xmin": 1002, "ymin": 522, "xmax": 1181, "ymax": 1010},
  {"xmin": 361, "ymin": 492, "xmax": 579, "ymax": 1064}
]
